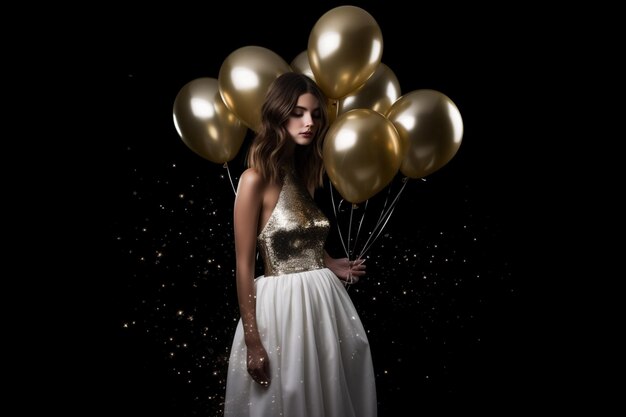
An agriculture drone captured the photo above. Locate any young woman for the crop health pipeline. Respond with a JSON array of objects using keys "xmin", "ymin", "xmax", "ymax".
[{"xmin": 224, "ymin": 72, "xmax": 376, "ymax": 417}]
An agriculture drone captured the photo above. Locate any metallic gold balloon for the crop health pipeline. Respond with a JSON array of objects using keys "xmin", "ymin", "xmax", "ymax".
[
  {"xmin": 218, "ymin": 46, "xmax": 291, "ymax": 131},
  {"xmin": 323, "ymin": 109, "xmax": 402, "ymax": 203},
  {"xmin": 291, "ymin": 50, "xmax": 339, "ymax": 125},
  {"xmin": 173, "ymin": 77, "xmax": 248, "ymax": 164},
  {"xmin": 338, "ymin": 63, "xmax": 400, "ymax": 116},
  {"xmin": 290, "ymin": 50, "xmax": 316, "ymax": 80},
  {"xmin": 308, "ymin": 6, "xmax": 383, "ymax": 99},
  {"xmin": 386, "ymin": 89, "xmax": 464, "ymax": 178}
]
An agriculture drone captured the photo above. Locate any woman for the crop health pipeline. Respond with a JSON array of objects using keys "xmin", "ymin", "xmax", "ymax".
[{"xmin": 224, "ymin": 72, "xmax": 377, "ymax": 417}]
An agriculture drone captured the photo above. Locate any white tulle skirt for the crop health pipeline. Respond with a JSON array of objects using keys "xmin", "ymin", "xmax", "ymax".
[{"xmin": 224, "ymin": 268, "xmax": 377, "ymax": 417}]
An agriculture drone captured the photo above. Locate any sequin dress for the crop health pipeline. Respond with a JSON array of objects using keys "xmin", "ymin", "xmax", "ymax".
[{"xmin": 224, "ymin": 170, "xmax": 377, "ymax": 417}]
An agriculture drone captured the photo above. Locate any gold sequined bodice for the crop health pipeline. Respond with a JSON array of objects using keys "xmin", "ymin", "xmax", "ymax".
[{"xmin": 257, "ymin": 170, "xmax": 329, "ymax": 277}]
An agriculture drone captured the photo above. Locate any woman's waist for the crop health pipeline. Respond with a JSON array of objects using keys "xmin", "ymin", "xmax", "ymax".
[{"xmin": 261, "ymin": 259, "xmax": 327, "ymax": 278}]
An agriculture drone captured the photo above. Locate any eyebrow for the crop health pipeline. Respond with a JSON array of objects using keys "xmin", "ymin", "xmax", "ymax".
[{"xmin": 294, "ymin": 105, "xmax": 320, "ymax": 111}]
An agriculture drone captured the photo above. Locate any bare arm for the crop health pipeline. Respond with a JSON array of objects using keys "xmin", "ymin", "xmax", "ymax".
[
  {"xmin": 324, "ymin": 250, "xmax": 366, "ymax": 284},
  {"xmin": 233, "ymin": 168, "xmax": 270, "ymax": 386}
]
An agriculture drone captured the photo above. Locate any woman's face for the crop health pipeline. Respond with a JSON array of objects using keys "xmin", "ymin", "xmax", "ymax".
[{"xmin": 286, "ymin": 93, "xmax": 321, "ymax": 146}]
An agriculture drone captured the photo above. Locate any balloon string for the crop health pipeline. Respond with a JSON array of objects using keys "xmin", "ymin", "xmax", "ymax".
[
  {"xmin": 352, "ymin": 199, "xmax": 369, "ymax": 260},
  {"xmin": 356, "ymin": 177, "xmax": 410, "ymax": 259},
  {"xmin": 352, "ymin": 183, "xmax": 394, "ymax": 257},
  {"xmin": 358, "ymin": 184, "xmax": 396, "ymax": 254},
  {"xmin": 337, "ymin": 198, "xmax": 346, "ymax": 214},
  {"xmin": 224, "ymin": 162, "xmax": 237, "ymax": 196},
  {"xmin": 357, "ymin": 185, "xmax": 404, "ymax": 258},
  {"xmin": 358, "ymin": 205, "xmax": 398, "ymax": 259},
  {"xmin": 347, "ymin": 203, "xmax": 355, "ymax": 259},
  {"xmin": 329, "ymin": 181, "xmax": 350, "ymax": 259},
  {"xmin": 375, "ymin": 183, "xmax": 394, "ymax": 228},
  {"xmin": 358, "ymin": 177, "xmax": 424, "ymax": 258},
  {"xmin": 345, "ymin": 203, "xmax": 356, "ymax": 291}
]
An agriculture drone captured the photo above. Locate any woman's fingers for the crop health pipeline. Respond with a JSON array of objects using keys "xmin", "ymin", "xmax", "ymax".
[
  {"xmin": 350, "ymin": 259, "xmax": 366, "ymax": 276},
  {"xmin": 249, "ymin": 368, "xmax": 271, "ymax": 387},
  {"xmin": 248, "ymin": 350, "xmax": 271, "ymax": 387}
]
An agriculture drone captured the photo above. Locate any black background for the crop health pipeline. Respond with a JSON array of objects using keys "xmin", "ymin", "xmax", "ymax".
[{"xmin": 90, "ymin": 1, "xmax": 537, "ymax": 415}]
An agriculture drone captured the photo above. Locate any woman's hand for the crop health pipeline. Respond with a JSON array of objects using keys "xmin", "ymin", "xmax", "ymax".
[
  {"xmin": 247, "ymin": 343, "xmax": 271, "ymax": 387},
  {"xmin": 325, "ymin": 256, "xmax": 366, "ymax": 284}
]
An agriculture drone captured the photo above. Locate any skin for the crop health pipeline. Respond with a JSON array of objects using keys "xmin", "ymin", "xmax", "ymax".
[{"xmin": 233, "ymin": 93, "xmax": 366, "ymax": 388}]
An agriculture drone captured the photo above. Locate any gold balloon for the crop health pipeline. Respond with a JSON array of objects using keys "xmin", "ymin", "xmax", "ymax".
[
  {"xmin": 173, "ymin": 77, "xmax": 247, "ymax": 164},
  {"xmin": 290, "ymin": 50, "xmax": 316, "ymax": 80},
  {"xmin": 323, "ymin": 109, "xmax": 402, "ymax": 203},
  {"xmin": 338, "ymin": 63, "xmax": 400, "ymax": 116},
  {"xmin": 308, "ymin": 6, "xmax": 383, "ymax": 99},
  {"xmin": 291, "ymin": 50, "xmax": 339, "ymax": 125},
  {"xmin": 218, "ymin": 46, "xmax": 291, "ymax": 132},
  {"xmin": 386, "ymin": 89, "xmax": 464, "ymax": 178}
]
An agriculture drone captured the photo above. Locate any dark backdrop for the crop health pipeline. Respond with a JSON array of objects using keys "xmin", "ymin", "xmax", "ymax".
[{"xmin": 98, "ymin": 1, "xmax": 531, "ymax": 415}]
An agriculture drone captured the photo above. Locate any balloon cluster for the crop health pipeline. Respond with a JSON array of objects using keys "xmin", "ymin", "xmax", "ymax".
[{"xmin": 173, "ymin": 5, "xmax": 463, "ymax": 204}]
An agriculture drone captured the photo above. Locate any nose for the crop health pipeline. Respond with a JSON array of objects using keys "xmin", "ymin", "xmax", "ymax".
[{"xmin": 304, "ymin": 114, "xmax": 314, "ymax": 127}]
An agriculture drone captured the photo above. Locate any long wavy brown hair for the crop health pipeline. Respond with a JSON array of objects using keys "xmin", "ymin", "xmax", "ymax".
[{"xmin": 247, "ymin": 72, "xmax": 329, "ymax": 190}]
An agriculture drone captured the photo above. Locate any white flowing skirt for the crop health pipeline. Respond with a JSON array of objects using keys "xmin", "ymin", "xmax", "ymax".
[{"xmin": 224, "ymin": 268, "xmax": 377, "ymax": 417}]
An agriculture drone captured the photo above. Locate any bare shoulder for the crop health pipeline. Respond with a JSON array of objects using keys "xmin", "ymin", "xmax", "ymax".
[
  {"xmin": 237, "ymin": 168, "xmax": 266, "ymax": 197},
  {"xmin": 239, "ymin": 167, "xmax": 264, "ymax": 187}
]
